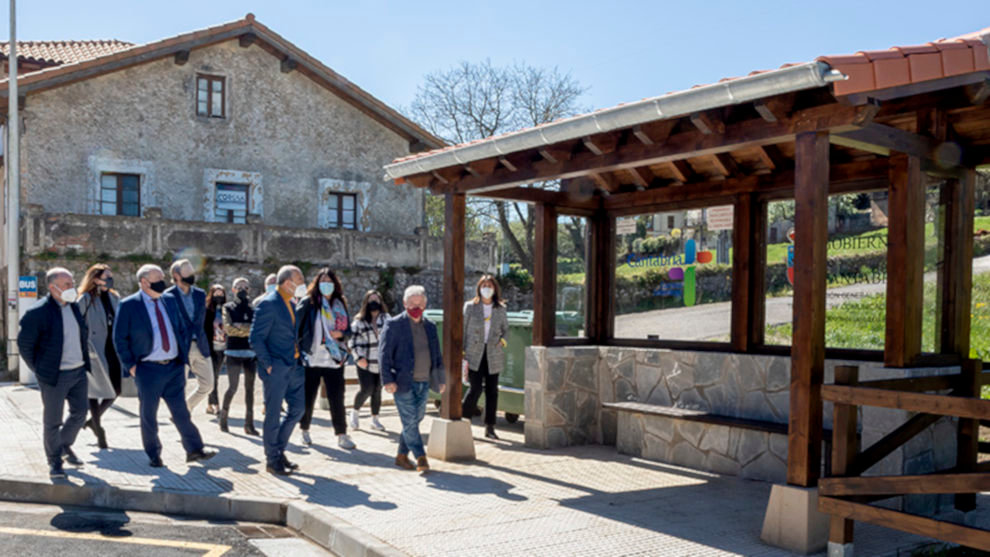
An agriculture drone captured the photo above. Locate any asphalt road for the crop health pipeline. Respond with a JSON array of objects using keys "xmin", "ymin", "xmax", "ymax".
[
  {"xmin": 0, "ymin": 501, "xmax": 333, "ymax": 557},
  {"xmin": 613, "ymin": 254, "xmax": 990, "ymax": 341}
]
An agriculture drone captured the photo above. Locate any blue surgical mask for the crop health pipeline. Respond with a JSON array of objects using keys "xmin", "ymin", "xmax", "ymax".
[
  {"xmin": 266, "ymin": 284, "xmax": 276, "ymax": 294},
  {"xmin": 319, "ymin": 282, "xmax": 335, "ymax": 297}
]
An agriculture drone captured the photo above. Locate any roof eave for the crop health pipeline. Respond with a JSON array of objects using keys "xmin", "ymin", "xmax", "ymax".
[{"xmin": 383, "ymin": 61, "xmax": 845, "ymax": 181}]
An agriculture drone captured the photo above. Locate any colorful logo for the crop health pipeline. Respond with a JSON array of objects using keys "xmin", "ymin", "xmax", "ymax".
[{"xmin": 653, "ymin": 235, "xmax": 713, "ymax": 307}]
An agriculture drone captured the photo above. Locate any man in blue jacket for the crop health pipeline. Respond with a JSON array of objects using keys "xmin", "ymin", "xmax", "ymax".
[
  {"xmin": 250, "ymin": 265, "xmax": 308, "ymax": 476},
  {"xmin": 114, "ymin": 264, "xmax": 215, "ymax": 468},
  {"xmin": 17, "ymin": 267, "xmax": 91, "ymax": 478},
  {"xmin": 165, "ymin": 259, "xmax": 214, "ymax": 414},
  {"xmin": 379, "ymin": 285, "xmax": 445, "ymax": 473}
]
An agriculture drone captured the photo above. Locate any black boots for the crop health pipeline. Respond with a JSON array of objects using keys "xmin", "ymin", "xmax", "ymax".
[
  {"xmin": 485, "ymin": 425, "xmax": 499, "ymax": 440},
  {"xmin": 219, "ymin": 409, "xmax": 229, "ymax": 433}
]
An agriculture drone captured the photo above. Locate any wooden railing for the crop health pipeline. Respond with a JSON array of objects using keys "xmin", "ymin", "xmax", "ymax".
[{"xmin": 818, "ymin": 361, "xmax": 990, "ymax": 552}]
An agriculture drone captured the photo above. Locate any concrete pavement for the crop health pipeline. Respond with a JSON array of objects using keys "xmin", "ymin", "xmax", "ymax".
[{"xmin": 0, "ymin": 379, "xmax": 953, "ymax": 556}]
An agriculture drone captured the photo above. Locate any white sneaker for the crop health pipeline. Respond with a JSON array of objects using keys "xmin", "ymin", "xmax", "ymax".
[
  {"xmin": 370, "ymin": 416, "xmax": 385, "ymax": 431},
  {"xmin": 301, "ymin": 429, "xmax": 312, "ymax": 446},
  {"xmin": 338, "ymin": 434, "xmax": 356, "ymax": 450},
  {"xmin": 349, "ymin": 409, "xmax": 360, "ymax": 430}
]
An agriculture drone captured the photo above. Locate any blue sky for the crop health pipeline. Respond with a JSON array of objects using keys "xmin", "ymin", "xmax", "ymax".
[{"xmin": 4, "ymin": 1, "xmax": 988, "ymax": 116}]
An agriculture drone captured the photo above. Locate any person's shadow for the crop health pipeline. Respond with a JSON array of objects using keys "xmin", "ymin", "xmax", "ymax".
[
  {"xmin": 424, "ymin": 470, "xmax": 527, "ymax": 501},
  {"xmin": 271, "ymin": 471, "xmax": 397, "ymax": 511},
  {"xmin": 49, "ymin": 506, "xmax": 132, "ymax": 538}
]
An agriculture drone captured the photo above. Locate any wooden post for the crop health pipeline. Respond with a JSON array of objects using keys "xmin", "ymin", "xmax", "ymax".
[
  {"xmin": 586, "ymin": 210, "xmax": 615, "ymax": 344},
  {"xmin": 788, "ymin": 131, "xmax": 829, "ymax": 487},
  {"xmin": 441, "ymin": 192, "xmax": 465, "ymax": 420},
  {"xmin": 533, "ymin": 203, "xmax": 558, "ymax": 346},
  {"xmin": 829, "ymin": 365, "xmax": 859, "ymax": 547},
  {"xmin": 936, "ymin": 171, "xmax": 976, "ymax": 356},
  {"xmin": 884, "ymin": 154, "xmax": 924, "ymax": 367},
  {"xmin": 732, "ymin": 193, "xmax": 766, "ymax": 351},
  {"xmin": 956, "ymin": 358, "xmax": 981, "ymax": 511}
]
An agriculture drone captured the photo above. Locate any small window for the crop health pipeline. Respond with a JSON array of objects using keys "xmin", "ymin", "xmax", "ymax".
[
  {"xmin": 197, "ymin": 74, "xmax": 225, "ymax": 118},
  {"xmin": 100, "ymin": 173, "xmax": 140, "ymax": 216},
  {"xmin": 667, "ymin": 215, "xmax": 675, "ymax": 229},
  {"xmin": 215, "ymin": 182, "xmax": 248, "ymax": 223},
  {"xmin": 327, "ymin": 193, "xmax": 357, "ymax": 230}
]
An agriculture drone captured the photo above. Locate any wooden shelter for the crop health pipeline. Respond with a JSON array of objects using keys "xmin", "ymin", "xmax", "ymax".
[{"xmin": 385, "ymin": 29, "xmax": 990, "ymax": 552}]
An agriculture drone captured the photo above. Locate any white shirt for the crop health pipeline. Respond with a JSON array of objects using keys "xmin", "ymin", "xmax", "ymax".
[
  {"xmin": 308, "ymin": 313, "xmax": 337, "ymax": 368},
  {"xmin": 483, "ymin": 302, "xmax": 493, "ymax": 342},
  {"xmin": 140, "ymin": 291, "xmax": 179, "ymax": 361}
]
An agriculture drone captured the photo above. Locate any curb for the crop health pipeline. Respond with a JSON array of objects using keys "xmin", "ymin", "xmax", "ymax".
[{"xmin": 0, "ymin": 476, "xmax": 408, "ymax": 557}]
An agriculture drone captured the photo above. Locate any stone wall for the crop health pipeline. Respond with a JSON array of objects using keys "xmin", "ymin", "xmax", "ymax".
[
  {"xmin": 526, "ymin": 345, "xmax": 958, "ymax": 512},
  {"xmin": 19, "ymin": 39, "xmax": 423, "ymax": 236}
]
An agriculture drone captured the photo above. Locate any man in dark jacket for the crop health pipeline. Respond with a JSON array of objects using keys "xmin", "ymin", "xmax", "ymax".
[
  {"xmin": 249, "ymin": 265, "xmax": 308, "ymax": 476},
  {"xmin": 164, "ymin": 259, "xmax": 214, "ymax": 414},
  {"xmin": 379, "ymin": 285, "xmax": 445, "ymax": 473},
  {"xmin": 17, "ymin": 267, "xmax": 91, "ymax": 478}
]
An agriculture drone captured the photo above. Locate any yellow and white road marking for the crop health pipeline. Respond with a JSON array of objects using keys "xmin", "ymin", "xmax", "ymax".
[{"xmin": 0, "ymin": 526, "xmax": 231, "ymax": 557}]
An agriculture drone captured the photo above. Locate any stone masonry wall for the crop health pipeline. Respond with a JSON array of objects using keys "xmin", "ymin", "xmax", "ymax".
[{"xmin": 526, "ymin": 345, "xmax": 958, "ymax": 513}]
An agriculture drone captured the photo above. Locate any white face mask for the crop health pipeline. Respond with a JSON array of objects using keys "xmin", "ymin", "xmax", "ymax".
[
  {"xmin": 56, "ymin": 285, "xmax": 78, "ymax": 303},
  {"xmin": 294, "ymin": 283, "xmax": 308, "ymax": 299},
  {"xmin": 480, "ymin": 287, "xmax": 494, "ymax": 300}
]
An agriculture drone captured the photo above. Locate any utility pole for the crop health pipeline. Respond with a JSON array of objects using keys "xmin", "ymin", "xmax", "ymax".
[{"xmin": 6, "ymin": 0, "xmax": 19, "ymax": 373}]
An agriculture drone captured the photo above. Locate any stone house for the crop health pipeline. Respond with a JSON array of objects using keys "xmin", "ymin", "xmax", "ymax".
[{"xmin": 0, "ymin": 15, "xmax": 495, "ymax": 330}]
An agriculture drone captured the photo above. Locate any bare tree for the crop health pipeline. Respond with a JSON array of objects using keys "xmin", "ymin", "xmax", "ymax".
[{"xmin": 409, "ymin": 60, "xmax": 587, "ymax": 273}]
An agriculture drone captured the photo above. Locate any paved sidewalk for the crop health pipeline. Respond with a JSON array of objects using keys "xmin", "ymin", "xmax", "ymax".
[{"xmin": 0, "ymin": 379, "xmax": 949, "ymax": 556}]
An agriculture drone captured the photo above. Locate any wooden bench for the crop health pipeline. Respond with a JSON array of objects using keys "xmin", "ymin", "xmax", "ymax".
[{"xmin": 604, "ymin": 401, "xmax": 836, "ymax": 481}]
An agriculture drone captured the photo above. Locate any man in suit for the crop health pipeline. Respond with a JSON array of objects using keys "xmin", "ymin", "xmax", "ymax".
[
  {"xmin": 113, "ymin": 264, "xmax": 216, "ymax": 468},
  {"xmin": 164, "ymin": 259, "xmax": 214, "ymax": 413},
  {"xmin": 250, "ymin": 265, "xmax": 307, "ymax": 476},
  {"xmin": 379, "ymin": 285, "xmax": 445, "ymax": 473},
  {"xmin": 17, "ymin": 267, "xmax": 91, "ymax": 479}
]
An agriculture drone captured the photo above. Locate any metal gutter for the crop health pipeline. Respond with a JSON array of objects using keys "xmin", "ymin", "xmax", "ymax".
[{"xmin": 384, "ymin": 61, "xmax": 845, "ymax": 180}]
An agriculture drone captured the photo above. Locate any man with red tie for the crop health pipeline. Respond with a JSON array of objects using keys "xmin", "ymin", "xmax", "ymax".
[{"xmin": 113, "ymin": 264, "xmax": 215, "ymax": 468}]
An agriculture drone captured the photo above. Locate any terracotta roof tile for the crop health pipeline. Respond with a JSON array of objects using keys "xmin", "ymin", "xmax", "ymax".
[
  {"xmin": 0, "ymin": 40, "xmax": 134, "ymax": 68},
  {"xmin": 393, "ymin": 26, "xmax": 990, "ymax": 166}
]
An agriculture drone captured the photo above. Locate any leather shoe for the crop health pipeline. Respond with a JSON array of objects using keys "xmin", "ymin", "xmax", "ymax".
[
  {"xmin": 281, "ymin": 455, "xmax": 300, "ymax": 471},
  {"xmin": 186, "ymin": 449, "xmax": 217, "ymax": 463},
  {"xmin": 266, "ymin": 462, "xmax": 292, "ymax": 476},
  {"xmin": 62, "ymin": 447, "xmax": 83, "ymax": 466},
  {"xmin": 244, "ymin": 422, "xmax": 260, "ymax": 436},
  {"xmin": 49, "ymin": 463, "xmax": 66, "ymax": 479},
  {"xmin": 395, "ymin": 454, "xmax": 415, "ymax": 470},
  {"xmin": 485, "ymin": 426, "xmax": 499, "ymax": 440},
  {"xmin": 416, "ymin": 455, "xmax": 430, "ymax": 473},
  {"xmin": 149, "ymin": 457, "xmax": 164, "ymax": 468}
]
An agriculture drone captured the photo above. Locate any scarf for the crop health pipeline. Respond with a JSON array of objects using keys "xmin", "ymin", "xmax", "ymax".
[{"xmin": 320, "ymin": 297, "xmax": 348, "ymax": 362}]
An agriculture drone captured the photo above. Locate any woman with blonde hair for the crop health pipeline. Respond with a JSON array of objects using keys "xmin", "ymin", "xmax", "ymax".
[
  {"xmin": 462, "ymin": 274, "xmax": 509, "ymax": 440},
  {"xmin": 77, "ymin": 263, "xmax": 122, "ymax": 449}
]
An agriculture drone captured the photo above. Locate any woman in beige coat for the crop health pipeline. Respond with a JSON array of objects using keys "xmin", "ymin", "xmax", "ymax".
[{"xmin": 462, "ymin": 274, "xmax": 509, "ymax": 440}]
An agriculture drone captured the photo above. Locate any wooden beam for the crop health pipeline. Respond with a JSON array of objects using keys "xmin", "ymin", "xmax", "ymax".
[
  {"xmin": 582, "ymin": 134, "xmax": 619, "ymax": 156},
  {"xmin": 937, "ymin": 171, "xmax": 976, "ymax": 357},
  {"xmin": 821, "ymin": 385, "xmax": 990, "ymax": 421},
  {"xmin": 474, "ymin": 186, "xmax": 600, "ymax": 212},
  {"xmin": 818, "ymin": 497, "xmax": 990, "ymax": 552},
  {"xmin": 884, "ymin": 154, "xmax": 924, "ymax": 367},
  {"xmin": 747, "ymin": 196, "xmax": 768, "ymax": 347},
  {"xmin": 668, "ymin": 160, "xmax": 695, "ymax": 183},
  {"xmin": 467, "ymin": 157, "xmax": 497, "ymax": 177},
  {"xmin": 731, "ymin": 194, "xmax": 754, "ymax": 351},
  {"xmin": 856, "ymin": 374, "xmax": 959, "ymax": 392},
  {"xmin": 239, "ymin": 33, "xmax": 257, "ymax": 48},
  {"xmin": 590, "ymin": 172, "xmax": 620, "ymax": 193},
  {"xmin": 443, "ymin": 102, "xmax": 866, "ymax": 193},
  {"xmin": 788, "ymin": 131, "xmax": 830, "ymax": 487},
  {"xmin": 627, "ymin": 167, "xmax": 653, "ymax": 189},
  {"xmin": 533, "ymin": 203, "xmax": 558, "ymax": 346},
  {"xmin": 829, "ymin": 365, "xmax": 859, "ymax": 547},
  {"xmin": 821, "ymin": 473, "xmax": 990, "ymax": 497},
  {"xmin": 280, "ymin": 57, "xmax": 297, "ymax": 73},
  {"xmin": 633, "ymin": 120, "xmax": 678, "ymax": 145},
  {"xmin": 539, "ymin": 147, "xmax": 571, "ymax": 164},
  {"xmin": 441, "ymin": 192, "xmax": 466, "ymax": 421},
  {"xmin": 173, "ymin": 50, "xmax": 190, "ymax": 65},
  {"xmin": 850, "ymin": 412, "xmax": 942, "ymax": 476},
  {"xmin": 753, "ymin": 95, "xmax": 794, "ymax": 123},
  {"xmin": 499, "ymin": 156, "xmax": 518, "ymax": 172},
  {"xmin": 690, "ymin": 111, "xmax": 724, "ymax": 135},
  {"xmin": 586, "ymin": 211, "xmax": 615, "ymax": 344},
  {"xmin": 957, "ymin": 359, "xmax": 982, "ymax": 511},
  {"xmin": 832, "ymin": 123, "xmax": 967, "ymax": 168},
  {"xmin": 964, "ymin": 77, "xmax": 990, "ymax": 105},
  {"xmin": 711, "ymin": 153, "xmax": 740, "ymax": 177}
]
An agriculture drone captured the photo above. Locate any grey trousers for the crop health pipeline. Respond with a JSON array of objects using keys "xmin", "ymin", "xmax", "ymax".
[{"xmin": 38, "ymin": 366, "xmax": 88, "ymax": 465}]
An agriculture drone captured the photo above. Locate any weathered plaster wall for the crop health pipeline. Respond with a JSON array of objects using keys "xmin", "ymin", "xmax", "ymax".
[{"xmin": 20, "ymin": 40, "xmax": 421, "ymax": 235}]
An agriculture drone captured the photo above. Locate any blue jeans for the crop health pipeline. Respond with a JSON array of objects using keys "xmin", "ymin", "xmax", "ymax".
[
  {"xmin": 393, "ymin": 381, "xmax": 429, "ymax": 458},
  {"xmin": 135, "ymin": 360, "xmax": 204, "ymax": 461},
  {"xmin": 259, "ymin": 361, "xmax": 305, "ymax": 465}
]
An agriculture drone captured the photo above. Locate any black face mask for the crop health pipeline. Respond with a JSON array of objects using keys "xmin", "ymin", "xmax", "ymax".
[
  {"xmin": 236, "ymin": 290, "xmax": 250, "ymax": 302},
  {"xmin": 102, "ymin": 276, "xmax": 114, "ymax": 290},
  {"xmin": 149, "ymin": 280, "xmax": 167, "ymax": 294},
  {"xmin": 181, "ymin": 275, "xmax": 196, "ymax": 286},
  {"xmin": 214, "ymin": 297, "xmax": 226, "ymax": 306},
  {"xmin": 367, "ymin": 301, "xmax": 382, "ymax": 313}
]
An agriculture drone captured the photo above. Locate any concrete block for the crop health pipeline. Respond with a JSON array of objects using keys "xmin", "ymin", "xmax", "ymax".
[
  {"xmin": 761, "ymin": 484, "xmax": 830, "ymax": 555},
  {"xmin": 828, "ymin": 542, "xmax": 854, "ymax": 557},
  {"xmin": 230, "ymin": 495, "xmax": 287, "ymax": 524},
  {"xmin": 426, "ymin": 418, "xmax": 475, "ymax": 461}
]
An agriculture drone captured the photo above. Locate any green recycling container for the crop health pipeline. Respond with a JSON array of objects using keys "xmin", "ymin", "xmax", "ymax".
[{"xmin": 422, "ymin": 308, "xmax": 584, "ymax": 423}]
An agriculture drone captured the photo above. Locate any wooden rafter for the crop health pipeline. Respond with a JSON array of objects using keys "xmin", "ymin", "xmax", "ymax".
[
  {"xmin": 590, "ymin": 172, "xmax": 620, "ymax": 193},
  {"xmin": 668, "ymin": 160, "xmax": 695, "ymax": 183},
  {"xmin": 632, "ymin": 120, "xmax": 678, "ymax": 145},
  {"xmin": 711, "ymin": 153, "xmax": 740, "ymax": 177},
  {"xmin": 583, "ymin": 133, "xmax": 619, "ymax": 156},
  {"xmin": 627, "ymin": 167, "xmax": 653, "ymax": 189},
  {"xmin": 753, "ymin": 95, "xmax": 794, "ymax": 123},
  {"xmin": 690, "ymin": 111, "xmax": 724, "ymax": 135}
]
